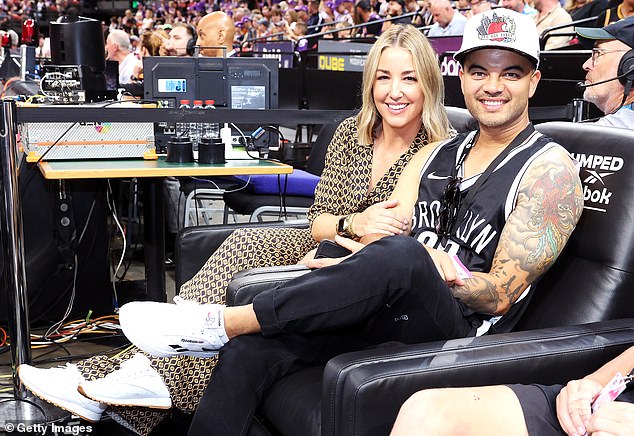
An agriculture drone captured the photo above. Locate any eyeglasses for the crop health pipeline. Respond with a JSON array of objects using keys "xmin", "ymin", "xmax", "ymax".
[
  {"xmin": 436, "ymin": 175, "xmax": 463, "ymax": 237},
  {"xmin": 591, "ymin": 48, "xmax": 630, "ymax": 68}
]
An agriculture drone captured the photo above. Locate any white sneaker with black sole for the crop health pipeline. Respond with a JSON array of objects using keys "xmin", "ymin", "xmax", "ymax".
[
  {"xmin": 78, "ymin": 353, "xmax": 171, "ymax": 409},
  {"xmin": 119, "ymin": 297, "xmax": 229, "ymax": 358},
  {"xmin": 18, "ymin": 363, "xmax": 106, "ymax": 422}
]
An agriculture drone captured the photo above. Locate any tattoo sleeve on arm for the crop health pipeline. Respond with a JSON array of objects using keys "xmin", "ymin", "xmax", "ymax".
[{"xmin": 452, "ymin": 150, "xmax": 584, "ymax": 315}]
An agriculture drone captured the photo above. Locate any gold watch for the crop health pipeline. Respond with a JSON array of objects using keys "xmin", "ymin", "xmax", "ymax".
[{"xmin": 336, "ymin": 213, "xmax": 358, "ymax": 239}]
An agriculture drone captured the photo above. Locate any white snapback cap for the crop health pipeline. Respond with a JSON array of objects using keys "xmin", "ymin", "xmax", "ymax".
[{"xmin": 454, "ymin": 9, "xmax": 540, "ymax": 68}]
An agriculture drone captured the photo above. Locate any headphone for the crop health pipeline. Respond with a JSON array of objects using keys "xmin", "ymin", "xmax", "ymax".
[
  {"xmin": 577, "ymin": 48, "xmax": 634, "ymax": 92},
  {"xmin": 185, "ymin": 23, "xmax": 198, "ymax": 56},
  {"xmin": 617, "ymin": 49, "xmax": 634, "ymax": 85}
]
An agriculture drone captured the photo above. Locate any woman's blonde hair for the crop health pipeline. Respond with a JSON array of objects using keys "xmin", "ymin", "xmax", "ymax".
[{"xmin": 356, "ymin": 25, "xmax": 450, "ymax": 145}]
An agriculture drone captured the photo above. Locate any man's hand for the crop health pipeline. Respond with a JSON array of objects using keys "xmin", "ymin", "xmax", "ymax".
[
  {"xmin": 586, "ymin": 401, "xmax": 634, "ymax": 435},
  {"xmin": 305, "ymin": 236, "xmax": 365, "ymax": 269},
  {"xmin": 353, "ymin": 200, "xmax": 410, "ymax": 237},
  {"xmin": 423, "ymin": 246, "xmax": 465, "ymax": 287},
  {"xmin": 158, "ymin": 34, "xmax": 173, "ymax": 56},
  {"xmin": 556, "ymin": 378, "xmax": 603, "ymax": 435},
  {"xmin": 159, "ymin": 43, "xmax": 173, "ymax": 56}
]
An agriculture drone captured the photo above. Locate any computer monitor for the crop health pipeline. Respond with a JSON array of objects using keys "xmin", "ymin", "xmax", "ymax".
[
  {"xmin": 143, "ymin": 56, "xmax": 279, "ymax": 109},
  {"xmin": 145, "ymin": 56, "xmax": 279, "ymax": 153}
]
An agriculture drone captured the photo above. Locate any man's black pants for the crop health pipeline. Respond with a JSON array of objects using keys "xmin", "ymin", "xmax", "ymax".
[{"xmin": 188, "ymin": 236, "xmax": 483, "ymax": 436}]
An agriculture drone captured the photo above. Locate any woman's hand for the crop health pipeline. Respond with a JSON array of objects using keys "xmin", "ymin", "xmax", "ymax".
[
  {"xmin": 423, "ymin": 246, "xmax": 465, "ymax": 287},
  {"xmin": 353, "ymin": 200, "xmax": 409, "ymax": 237},
  {"xmin": 587, "ymin": 401, "xmax": 634, "ymax": 435},
  {"xmin": 556, "ymin": 378, "xmax": 603, "ymax": 436},
  {"xmin": 297, "ymin": 248, "xmax": 318, "ymax": 266},
  {"xmin": 305, "ymin": 235, "xmax": 365, "ymax": 269}
]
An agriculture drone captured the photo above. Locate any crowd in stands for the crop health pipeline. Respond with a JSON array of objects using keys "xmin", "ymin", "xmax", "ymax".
[
  {"xmin": 0, "ymin": 0, "xmax": 631, "ymax": 64},
  {"xmin": 0, "ymin": 0, "xmax": 634, "ymax": 63}
]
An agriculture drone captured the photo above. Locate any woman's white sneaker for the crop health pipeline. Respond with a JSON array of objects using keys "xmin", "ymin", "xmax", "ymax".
[
  {"xmin": 78, "ymin": 353, "xmax": 171, "ymax": 409},
  {"xmin": 118, "ymin": 298, "xmax": 229, "ymax": 358},
  {"xmin": 18, "ymin": 363, "xmax": 106, "ymax": 422}
]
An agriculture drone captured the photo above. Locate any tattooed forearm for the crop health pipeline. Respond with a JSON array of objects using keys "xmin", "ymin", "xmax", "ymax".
[{"xmin": 451, "ymin": 274, "xmax": 498, "ymax": 314}]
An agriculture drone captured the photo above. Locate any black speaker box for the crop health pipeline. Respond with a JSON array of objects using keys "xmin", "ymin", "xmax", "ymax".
[{"xmin": 0, "ymin": 161, "xmax": 113, "ymax": 325}]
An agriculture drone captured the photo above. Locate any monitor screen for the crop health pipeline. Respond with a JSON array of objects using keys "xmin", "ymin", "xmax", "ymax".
[
  {"xmin": 158, "ymin": 78, "xmax": 187, "ymax": 93},
  {"xmin": 231, "ymin": 85, "xmax": 265, "ymax": 109}
]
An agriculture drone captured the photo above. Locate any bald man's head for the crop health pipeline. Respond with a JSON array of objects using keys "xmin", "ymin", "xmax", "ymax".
[
  {"xmin": 197, "ymin": 11, "xmax": 236, "ymax": 57},
  {"xmin": 430, "ymin": 0, "xmax": 455, "ymax": 28}
]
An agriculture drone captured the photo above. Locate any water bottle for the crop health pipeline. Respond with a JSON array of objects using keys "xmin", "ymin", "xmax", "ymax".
[
  {"xmin": 191, "ymin": 99, "xmax": 204, "ymax": 150},
  {"xmin": 203, "ymin": 99, "xmax": 220, "ymax": 139},
  {"xmin": 176, "ymin": 99, "xmax": 191, "ymax": 139}
]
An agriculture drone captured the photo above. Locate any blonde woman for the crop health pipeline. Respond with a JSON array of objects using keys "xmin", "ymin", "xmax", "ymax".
[{"xmin": 18, "ymin": 25, "xmax": 451, "ymax": 435}]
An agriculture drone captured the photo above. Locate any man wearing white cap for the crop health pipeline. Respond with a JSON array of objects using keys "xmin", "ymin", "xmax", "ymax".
[
  {"xmin": 390, "ymin": 24, "xmax": 634, "ymax": 430},
  {"xmin": 111, "ymin": 11, "xmax": 581, "ymax": 434},
  {"xmin": 390, "ymin": 24, "xmax": 634, "ymax": 436}
]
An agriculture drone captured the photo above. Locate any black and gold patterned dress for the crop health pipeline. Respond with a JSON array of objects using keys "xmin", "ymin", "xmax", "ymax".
[{"xmin": 76, "ymin": 117, "xmax": 429, "ymax": 433}]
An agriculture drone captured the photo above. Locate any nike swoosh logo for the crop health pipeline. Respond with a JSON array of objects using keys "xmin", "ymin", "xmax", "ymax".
[{"xmin": 427, "ymin": 172, "xmax": 452, "ymax": 180}]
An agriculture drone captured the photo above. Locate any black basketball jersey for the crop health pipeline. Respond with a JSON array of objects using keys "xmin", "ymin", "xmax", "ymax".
[
  {"xmin": 411, "ymin": 129, "xmax": 567, "ymax": 333},
  {"xmin": 412, "ymin": 129, "xmax": 562, "ymax": 270}
]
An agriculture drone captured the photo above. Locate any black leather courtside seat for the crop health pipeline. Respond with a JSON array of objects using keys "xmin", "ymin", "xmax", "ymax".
[
  {"xmin": 172, "ymin": 121, "xmax": 634, "ymax": 435},
  {"xmin": 222, "ymin": 122, "xmax": 634, "ymax": 435}
]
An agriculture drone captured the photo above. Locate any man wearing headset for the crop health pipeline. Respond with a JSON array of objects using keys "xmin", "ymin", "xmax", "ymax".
[
  {"xmin": 159, "ymin": 23, "xmax": 197, "ymax": 57},
  {"xmin": 576, "ymin": 16, "xmax": 634, "ymax": 128}
]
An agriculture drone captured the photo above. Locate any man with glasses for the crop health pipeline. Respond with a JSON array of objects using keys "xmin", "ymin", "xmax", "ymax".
[
  {"xmin": 116, "ymin": 11, "xmax": 582, "ymax": 434},
  {"xmin": 576, "ymin": 17, "xmax": 634, "ymax": 128}
]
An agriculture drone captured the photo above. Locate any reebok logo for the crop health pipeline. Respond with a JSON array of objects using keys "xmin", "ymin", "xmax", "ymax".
[
  {"xmin": 571, "ymin": 152, "xmax": 624, "ymax": 213},
  {"xmin": 583, "ymin": 170, "xmax": 612, "ymax": 186}
]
